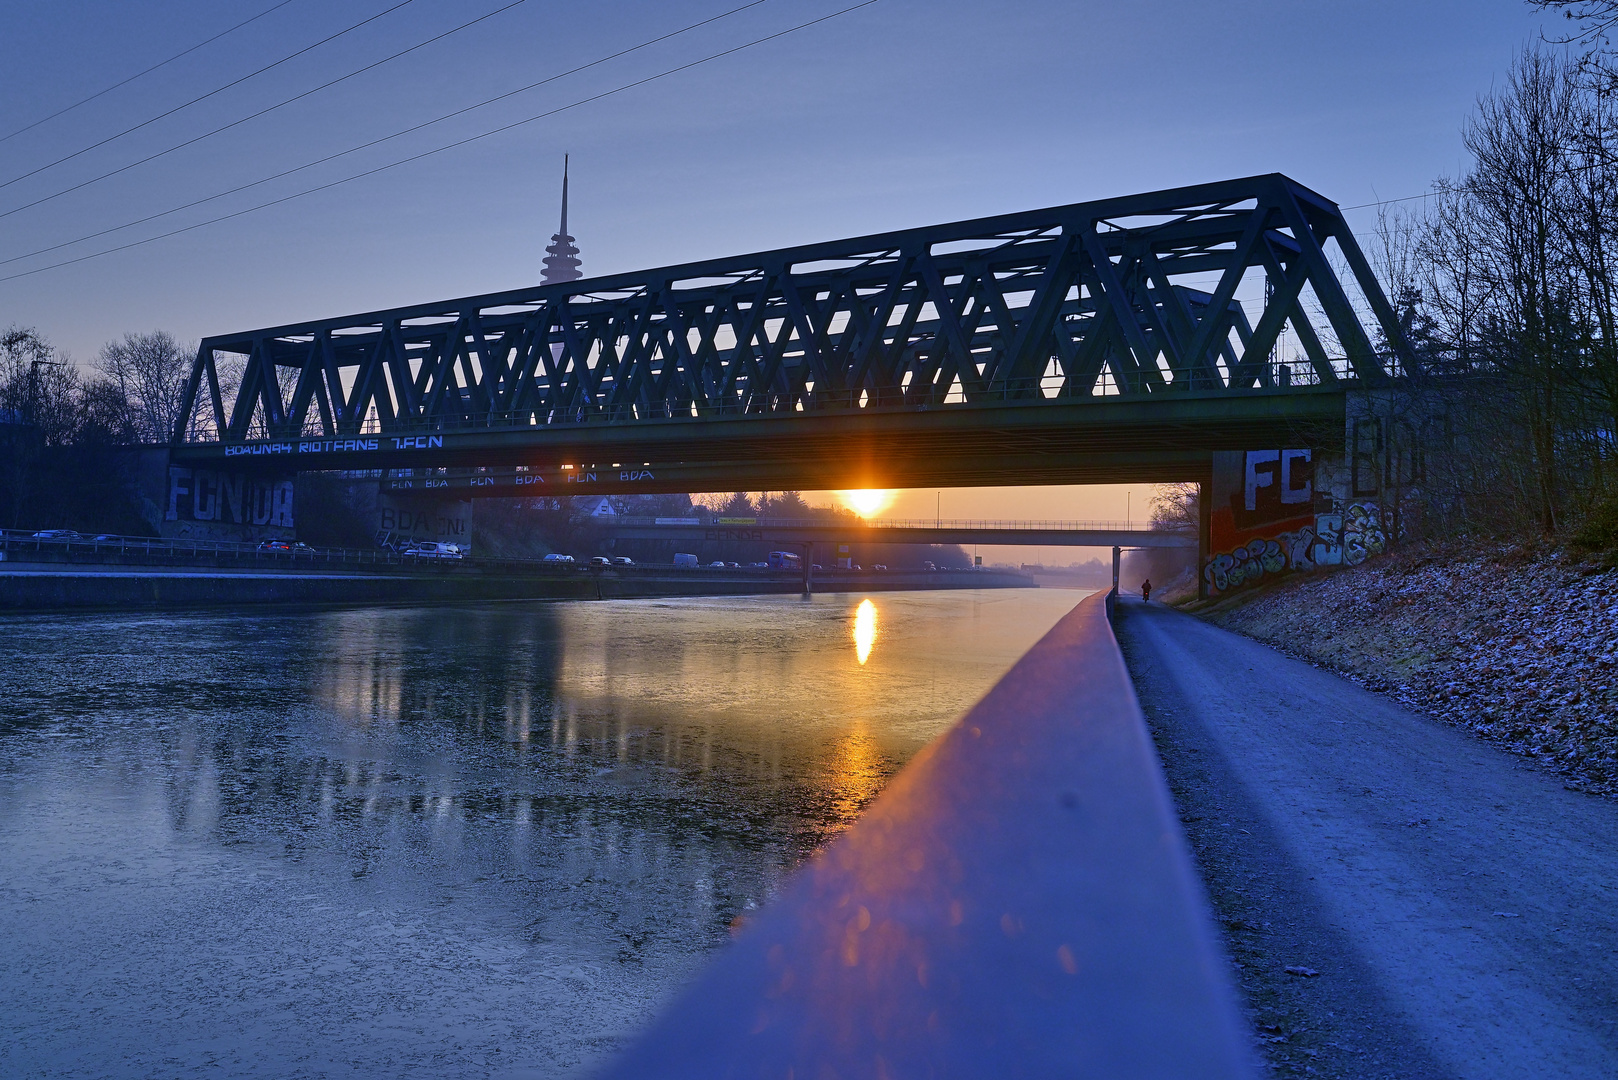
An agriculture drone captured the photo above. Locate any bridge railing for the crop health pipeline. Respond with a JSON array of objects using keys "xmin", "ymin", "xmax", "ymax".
[
  {"xmin": 609, "ymin": 515, "xmax": 1180, "ymax": 532},
  {"xmin": 0, "ymin": 530, "xmax": 1016, "ymax": 576},
  {"xmin": 0, "ymin": 529, "xmax": 403, "ymax": 567},
  {"xmin": 598, "ymin": 590, "xmax": 1254, "ymax": 1079}
]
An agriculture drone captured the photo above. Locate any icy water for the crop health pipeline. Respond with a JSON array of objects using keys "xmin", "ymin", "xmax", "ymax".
[{"xmin": 0, "ymin": 588, "xmax": 1082, "ymax": 1079}]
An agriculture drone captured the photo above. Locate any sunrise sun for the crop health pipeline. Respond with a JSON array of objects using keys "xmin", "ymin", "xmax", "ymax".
[{"xmin": 837, "ymin": 489, "xmax": 895, "ymax": 518}]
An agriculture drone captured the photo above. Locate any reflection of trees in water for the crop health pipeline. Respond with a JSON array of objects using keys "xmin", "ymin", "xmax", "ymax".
[
  {"xmin": 296, "ymin": 602, "xmax": 914, "ymax": 856},
  {"xmin": 108, "ymin": 602, "xmax": 906, "ymax": 942},
  {"xmin": 9, "ymin": 593, "xmax": 1058, "ymax": 962}
]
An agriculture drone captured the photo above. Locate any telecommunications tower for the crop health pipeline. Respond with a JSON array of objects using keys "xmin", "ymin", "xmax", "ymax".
[{"xmin": 541, "ymin": 155, "xmax": 582, "ymax": 285}]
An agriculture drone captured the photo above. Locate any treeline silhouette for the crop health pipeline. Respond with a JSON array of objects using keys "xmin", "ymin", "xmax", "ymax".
[
  {"xmin": 0, "ymin": 325, "xmax": 197, "ymax": 531},
  {"xmin": 1373, "ymin": 3, "xmax": 1618, "ymax": 553}
]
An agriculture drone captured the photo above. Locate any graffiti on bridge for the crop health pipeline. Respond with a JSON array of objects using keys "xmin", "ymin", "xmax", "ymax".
[
  {"xmin": 1202, "ymin": 449, "xmax": 1386, "ymax": 595},
  {"xmin": 1201, "ymin": 503, "xmax": 1385, "ymax": 593},
  {"xmin": 166, "ymin": 467, "xmax": 293, "ymax": 527}
]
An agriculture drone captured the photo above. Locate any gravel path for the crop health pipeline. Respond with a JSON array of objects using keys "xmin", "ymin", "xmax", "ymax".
[{"xmin": 1115, "ymin": 597, "xmax": 1618, "ymax": 1080}]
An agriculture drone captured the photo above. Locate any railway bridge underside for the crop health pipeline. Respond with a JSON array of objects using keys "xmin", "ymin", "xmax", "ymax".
[{"xmin": 170, "ymin": 172, "xmax": 1413, "ymax": 491}]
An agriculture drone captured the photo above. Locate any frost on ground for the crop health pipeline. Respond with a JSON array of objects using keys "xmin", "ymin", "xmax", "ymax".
[{"xmin": 1202, "ymin": 544, "xmax": 1618, "ymax": 796}]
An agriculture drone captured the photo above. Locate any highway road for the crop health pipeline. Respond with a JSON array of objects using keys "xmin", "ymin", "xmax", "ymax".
[{"xmin": 1115, "ymin": 598, "xmax": 1618, "ymax": 1080}]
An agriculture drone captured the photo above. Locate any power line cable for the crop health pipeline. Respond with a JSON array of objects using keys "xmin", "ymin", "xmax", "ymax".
[
  {"xmin": 1340, "ymin": 192, "xmax": 1436, "ymax": 211},
  {"xmin": 1338, "ymin": 153, "xmax": 1618, "ymax": 214},
  {"xmin": 0, "ymin": 0, "xmax": 774, "ymax": 254},
  {"xmin": 0, "ymin": 0, "xmax": 532, "ymax": 221},
  {"xmin": 0, "ymin": 0, "xmax": 299, "ymax": 146},
  {"xmin": 0, "ymin": 0, "xmax": 418, "ymax": 192},
  {"xmin": 0, "ymin": 0, "xmax": 879, "ymax": 285}
]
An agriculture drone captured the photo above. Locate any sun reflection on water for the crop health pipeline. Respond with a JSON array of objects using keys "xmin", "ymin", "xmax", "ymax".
[{"xmin": 853, "ymin": 599, "xmax": 878, "ymax": 665}]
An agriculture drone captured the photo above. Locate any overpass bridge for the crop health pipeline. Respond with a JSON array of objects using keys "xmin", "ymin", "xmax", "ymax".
[
  {"xmin": 597, "ymin": 516, "xmax": 1196, "ymax": 550},
  {"xmin": 169, "ymin": 173, "xmax": 1415, "ymax": 491}
]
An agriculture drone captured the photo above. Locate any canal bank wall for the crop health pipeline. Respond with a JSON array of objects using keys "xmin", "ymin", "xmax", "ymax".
[{"xmin": 0, "ymin": 563, "xmax": 1035, "ymax": 612}]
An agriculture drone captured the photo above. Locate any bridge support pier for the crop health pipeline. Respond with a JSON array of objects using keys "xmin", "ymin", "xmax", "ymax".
[
  {"xmin": 801, "ymin": 543, "xmax": 814, "ymax": 596},
  {"xmin": 1111, "ymin": 545, "xmax": 1121, "ymax": 596},
  {"xmin": 1198, "ymin": 478, "xmax": 1212, "ymax": 600}
]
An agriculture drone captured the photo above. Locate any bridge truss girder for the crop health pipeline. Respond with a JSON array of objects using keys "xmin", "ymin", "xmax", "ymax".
[{"xmin": 174, "ymin": 173, "xmax": 1412, "ymax": 462}]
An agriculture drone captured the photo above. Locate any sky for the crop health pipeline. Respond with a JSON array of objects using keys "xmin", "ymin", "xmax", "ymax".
[{"xmin": 0, "ymin": 0, "xmax": 1565, "ymax": 556}]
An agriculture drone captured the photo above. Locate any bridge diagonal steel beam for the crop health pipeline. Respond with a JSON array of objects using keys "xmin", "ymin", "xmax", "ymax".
[{"xmin": 1272, "ymin": 183, "xmax": 1386, "ymax": 381}]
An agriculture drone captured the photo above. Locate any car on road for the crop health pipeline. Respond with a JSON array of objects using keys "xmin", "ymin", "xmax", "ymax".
[
  {"xmin": 872, "ymin": 564, "xmax": 888, "ymax": 571},
  {"xmin": 258, "ymin": 540, "xmax": 292, "ymax": 551},
  {"xmin": 709, "ymin": 560, "xmax": 727, "ymax": 568},
  {"xmin": 542, "ymin": 552, "xmax": 575, "ymax": 563},
  {"xmin": 405, "ymin": 542, "xmax": 463, "ymax": 559},
  {"xmin": 31, "ymin": 529, "xmax": 81, "ymax": 540},
  {"xmin": 90, "ymin": 534, "xmax": 121, "ymax": 542},
  {"xmin": 672, "ymin": 553, "xmax": 698, "ymax": 568},
  {"xmin": 589, "ymin": 556, "xmax": 611, "ymax": 566},
  {"xmin": 611, "ymin": 556, "xmax": 634, "ymax": 566}
]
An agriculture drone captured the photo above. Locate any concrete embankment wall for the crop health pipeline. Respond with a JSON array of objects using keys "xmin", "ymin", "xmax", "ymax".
[{"xmin": 0, "ymin": 564, "xmax": 1034, "ymax": 612}]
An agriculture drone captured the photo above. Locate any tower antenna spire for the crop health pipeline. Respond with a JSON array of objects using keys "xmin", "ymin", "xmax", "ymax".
[
  {"xmin": 559, "ymin": 153, "xmax": 569, "ymax": 237},
  {"xmin": 542, "ymin": 154, "xmax": 582, "ymax": 285}
]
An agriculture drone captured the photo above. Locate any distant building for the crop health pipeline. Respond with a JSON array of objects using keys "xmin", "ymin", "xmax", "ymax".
[{"xmin": 541, "ymin": 155, "xmax": 582, "ymax": 285}]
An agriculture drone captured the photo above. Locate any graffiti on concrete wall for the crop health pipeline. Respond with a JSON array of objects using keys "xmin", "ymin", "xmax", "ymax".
[
  {"xmin": 1202, "ymin": 449, "xmax": 1384, "ymax": 595},
  {"xmin": 377, "ymin": 494, "xmax": 472, "ymax": 547},
  {"xmin": 1342, "ymin": 501, "xmax": 1386, "ymax": 566},
  {"xmin": 165, "ymin": 467, "xmax": 293, "ymax": 527},
  {"xmin": 1200, "ymin": 503, "xmax": 1384, "ymax": 593}
]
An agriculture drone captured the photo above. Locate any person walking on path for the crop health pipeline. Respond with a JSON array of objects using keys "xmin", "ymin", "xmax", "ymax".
[{"xmin": 1141, "ymin": 578, "xmax": 1151, "ymax": 603}]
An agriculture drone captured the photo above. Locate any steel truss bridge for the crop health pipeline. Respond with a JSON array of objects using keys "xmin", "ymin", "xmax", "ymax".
[{"xmin": 172, "ymin": 173, "xmax": 1413, "ymax": 489}]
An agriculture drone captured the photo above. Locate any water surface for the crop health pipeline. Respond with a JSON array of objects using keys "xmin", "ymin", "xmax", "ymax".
[{"xmin": 0, "ymin": 589, "xmax": 1082, "ymax": 1078}]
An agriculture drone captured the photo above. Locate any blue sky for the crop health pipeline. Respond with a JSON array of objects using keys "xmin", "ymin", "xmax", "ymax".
[{"xmin": 0, "ymin": 0, "xmax": 1559, "ymax": 363}]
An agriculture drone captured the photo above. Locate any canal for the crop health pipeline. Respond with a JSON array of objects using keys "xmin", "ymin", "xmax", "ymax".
[{"xmin": 0, "ymin": 588, "xmax": 1083, "ymax": 1079}]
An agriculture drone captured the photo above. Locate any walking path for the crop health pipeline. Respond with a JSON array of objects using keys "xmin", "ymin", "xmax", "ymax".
[{"xmin": 1114, "ymin": 597, "xmax": 1618, "ymax": 1080}]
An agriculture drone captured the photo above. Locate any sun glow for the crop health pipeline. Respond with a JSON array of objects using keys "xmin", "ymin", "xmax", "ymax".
[
  {"xmin": 853, "ymin": 599, "xmax": 878, "ymax": 665},
  {"xmin": 837, "ymin": 489, "xmax": 895, "ymax": 518}
]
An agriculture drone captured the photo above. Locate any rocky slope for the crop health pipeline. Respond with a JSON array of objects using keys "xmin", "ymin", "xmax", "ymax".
[{"xmin": 1201, "ymin": 544, "xmax": 1618, "ymax": 796}]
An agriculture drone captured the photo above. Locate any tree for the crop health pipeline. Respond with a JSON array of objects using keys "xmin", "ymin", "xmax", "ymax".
[
  {"xmin": 1, "ymin": 327, "xmax": 82, "ymax": 527},
  {"xmin": 1399, "ymin": 48, "xmax": 1618, "ymax": 537},
  {"xmin": 95, "ymin": 330, "xmax": 191, "ymax": 443},
  {"xmin": 757, "ymin": 490, "xmax": 811, "ymax": 517},
  {"xmin": 75, "ymin": 380, "xmax": 138, "ymax": 445},
  {"xmin": 1, "ymin": 326, "xmax": 79, "ymax": 443},
  {"xmin": 1149, "ymin": 483, "xmax": 1199, "ymax": 532},
  {"xmin": 698, "ymin": 491, "xmax": 757, "ymax": 518},
  {"xmin": 1534, "ymin": 2, "xmax": 1618, "ymax": 47}
]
